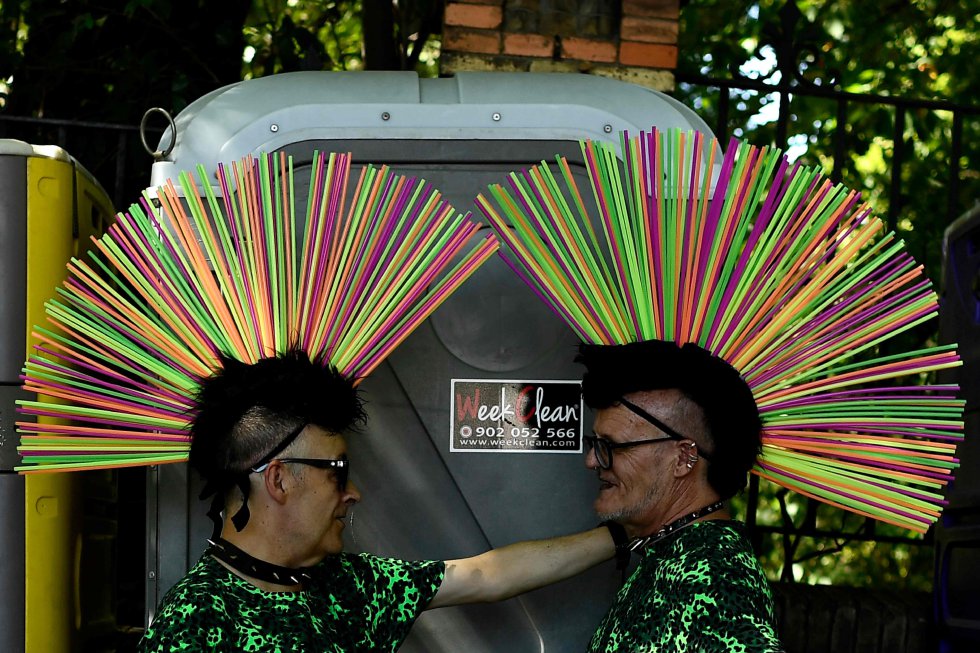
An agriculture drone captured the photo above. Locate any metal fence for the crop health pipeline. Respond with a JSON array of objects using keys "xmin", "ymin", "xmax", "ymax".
[
  {"xmin": 676, "ymin": 51, "xmax": 979, "ymax": 580},
  {"xmin": 676, "ymin": 70, "xmax": 979, "ymax": 231}
]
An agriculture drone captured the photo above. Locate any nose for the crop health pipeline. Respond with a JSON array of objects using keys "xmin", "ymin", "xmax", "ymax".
[
  {"xmin": 344, "ymin": 480, "xmax": 361, "ymax": 505},
  {"xmin": 584, "ymin": 444, "xmax": 600, "ymax": 470}
]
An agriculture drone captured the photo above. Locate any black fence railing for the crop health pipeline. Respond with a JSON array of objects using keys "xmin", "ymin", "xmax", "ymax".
[{"xmin": 675, "ymin": 70, "xmax": 980, "ymax": 231}]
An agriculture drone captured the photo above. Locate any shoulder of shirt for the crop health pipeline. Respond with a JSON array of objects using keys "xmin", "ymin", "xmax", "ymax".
[
  {"xmin": 151, "ymin": 558, "xmax": 237, "ymax": 624},
  {"xmin": 681, "ymin": 519, "xmax": 749, "ymax": 542},
  {"xmin": 652, "ymin": 520, "xmax": 756, "ymax": 562},
  {"xmin": 166, "ymin": 554, "xmax": 225, "ymax": 590}
]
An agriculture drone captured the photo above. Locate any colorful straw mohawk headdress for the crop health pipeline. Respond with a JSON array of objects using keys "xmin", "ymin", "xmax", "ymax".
[
  {"xmin": 17, "ymin": 151, "xmax": 498, "ymax": 472},
  {"xmin": 476, "ymin": 128, "xmax": 964, "ymax": 534}
]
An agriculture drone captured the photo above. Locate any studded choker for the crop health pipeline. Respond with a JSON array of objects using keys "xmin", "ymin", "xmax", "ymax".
[
  {"xmin": 207, "ymin": 537, "xmax": 313, "ymax": 587},
  {"xmin": 626, "ymin": 500, "xmax": 726, "ymax": 553}
]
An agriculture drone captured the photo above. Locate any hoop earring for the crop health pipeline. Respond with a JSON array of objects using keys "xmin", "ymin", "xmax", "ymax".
[{"xmin": 685, "ymin": 442, "xmax": 699, "ymax": 467}]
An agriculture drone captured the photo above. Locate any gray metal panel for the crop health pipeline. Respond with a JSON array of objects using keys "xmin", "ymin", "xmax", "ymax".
[
  {"xmin": 0, "ymin": 155, "xmax": 26, "ymax": 383},
  {"xmin": 0, "ymin": 384, "xmax": 30, "ymax": 472},
  {"xmin": 149, "ymin": 71, "xmax": 716, "ymax": 190},
  {"xmin": 938, "ymin": 204, "xmax": 980, "ymax": 506},
  {"xmin": 334, "ymin": 140, "xmax": 623, "ymax": 649},
  {"xmin": 0, "ymin": 473, "xmax": 25, "ymax": 652},
  {"xmin": 0, "ymin": 153, "xmax": 26, "ymax": 652},
  {"xmin": 360, "ymin": 355, "xmax": 622, "ymax": 650},
  {"xmin": 370, "ymin": 267, "xmax": 621, "ymax": 650},
  {"xmin": 146, "ymin": 462, "xmax": 190, "ymax": 621},
  {"xmin": 0, "ymin": 384, "xmax": 27, "ymax": 652},
  {"xmin": 275, "ymin": 137, "xmax": 589, "ymax": 224},
  {"xmin": 349, "ymin": 363, "xmax": 554, "ymax": 652},
  {"xmin": 935, "ymin": 204, "xmax": 980, "ymax": 644}
]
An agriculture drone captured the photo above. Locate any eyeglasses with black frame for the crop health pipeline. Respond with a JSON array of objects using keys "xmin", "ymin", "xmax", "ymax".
[
  {"xmin": 584, "ymin": 397, "xmax": 708, "ymax": 470},
  {"xmin": 584, "ymin": 434, "xmax": 682, "ymax": 470},
  {"xmin": 251, "ymin": 454, "xmax": 350, "ymax": 492}
]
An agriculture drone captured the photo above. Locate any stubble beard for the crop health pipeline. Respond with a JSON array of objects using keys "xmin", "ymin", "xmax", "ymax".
[{"xmin": 596, "ymin": 481, "xmax": 661, "ymax": 524}]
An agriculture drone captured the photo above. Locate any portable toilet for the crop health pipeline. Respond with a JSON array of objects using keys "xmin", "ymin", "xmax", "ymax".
[
  {"xmin": 142, "ymin": 71, "xmax": 716, "ymax": 651},
  {"xmin": 935, "ymin": 203, "xmax": 980, "ymax": 652},
  {"xmin": 0, "ymin": 140, "xmax": 116, "ymax": 652}
]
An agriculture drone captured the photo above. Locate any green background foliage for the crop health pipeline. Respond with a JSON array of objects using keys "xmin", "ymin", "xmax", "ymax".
[
  {"xmin": 676, "ymin": 0, "xmax": 978, "ymax": 281},
  {"xmin": 677, "ymin": 0, "xmax": 978, "ymax": 591}
]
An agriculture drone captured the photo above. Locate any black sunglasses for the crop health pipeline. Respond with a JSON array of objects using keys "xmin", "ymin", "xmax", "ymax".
[
  {"xmin": 584, "ymin": 397, "xmax": 711, "ymax": 470},
  {"xmin": 252, "ymin": 455, "xmax": 350, "ymax": 492}
]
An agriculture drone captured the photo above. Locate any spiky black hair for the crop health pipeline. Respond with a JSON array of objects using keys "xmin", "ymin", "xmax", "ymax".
[
  {"xmin": 188, "ymin": 348, "xmax": 365, "ymax": 484},
  {"xmin": 576, "ymin": 340, "xmax": 761, "ymax": 500}
]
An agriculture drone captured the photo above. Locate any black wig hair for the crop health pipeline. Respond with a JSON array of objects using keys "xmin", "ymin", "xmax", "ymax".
[
  {"xmin": 576, "ymin": 340, "xmax": 761, "ymax": 500},
  {"xmin": 188, "ymin": 348, "xmax": 365, "ymax": 483}
]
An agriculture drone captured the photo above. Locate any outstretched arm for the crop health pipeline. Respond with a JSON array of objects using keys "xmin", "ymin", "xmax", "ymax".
[{"xmin": 427, "ymin": 526, "xmax": 615, "ymax": 608}]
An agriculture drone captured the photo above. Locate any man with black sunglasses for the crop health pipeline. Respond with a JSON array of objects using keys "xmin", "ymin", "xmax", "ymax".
[
  {"xmin": 138, "ymin": 349, "xmax": 617, "ymax": 653},
  {"xmin": 578, "ymin": 340, "xmax": 783, "ymax": 652}
]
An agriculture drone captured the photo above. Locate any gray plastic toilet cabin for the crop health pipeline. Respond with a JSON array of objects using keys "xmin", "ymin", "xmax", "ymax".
[{"xmin": 144, "ymin": 70, "xmax": 717, "ymax": 652}]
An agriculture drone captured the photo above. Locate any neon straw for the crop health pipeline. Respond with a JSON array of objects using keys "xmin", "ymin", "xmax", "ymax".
[
  {"xmin": 476, "ymin": 127, "xmax": 963, "ymax": 533},
  {"xmin": 18, "ymin": 151, "xmax": 499, "ymax": 472}
]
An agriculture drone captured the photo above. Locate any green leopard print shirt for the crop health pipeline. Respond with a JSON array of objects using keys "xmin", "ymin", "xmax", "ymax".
[
  {"xmin": 138, "ymin": 552, "xmax": 445, "ymax": 653},
  {"xmin": 589, "ymin": 520, "xmax": 783, "ymax": 653}
]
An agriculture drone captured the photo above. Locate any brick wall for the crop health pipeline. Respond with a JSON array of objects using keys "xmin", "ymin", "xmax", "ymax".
[{"xmin": 441, "ymin": 0, "xmax": 679, "ymax": 91}]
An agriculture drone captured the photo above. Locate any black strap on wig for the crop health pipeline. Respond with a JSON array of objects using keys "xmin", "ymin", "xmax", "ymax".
[{"xmin": 199, "ymin": 421, "xmax": 309, "ymax": 539}]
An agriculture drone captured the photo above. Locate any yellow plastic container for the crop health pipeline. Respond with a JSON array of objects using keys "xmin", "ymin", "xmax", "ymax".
[{"xmin": 0, "ymin": 140, "xmax": 115, "ymax": 653}]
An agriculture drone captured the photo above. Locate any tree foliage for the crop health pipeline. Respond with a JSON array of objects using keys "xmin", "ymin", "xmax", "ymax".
[
  {"xmin": 0, "ymin": 0, "xmax": 250, "ymax": 119},
  {"xmin": 0, "ymin": 0, "xmax": 440, "ymax": 117},
  {"xmin": 0, "ymin": 0, "xmax": 253, "ymax": 207},
  {"xmin": 677, "ymin": 0, "xmax": 978, "ymax": 591},
  {"xmin": 0, "ymin": 0, "xmax": 438, "ymax": 201},
  {"xmin": 677, "ymin": 0, "xmax": 978, "ymax": 280},
  {"xmin": 242, "ymin": 0, "xmax": 363, "ymax": 76}
]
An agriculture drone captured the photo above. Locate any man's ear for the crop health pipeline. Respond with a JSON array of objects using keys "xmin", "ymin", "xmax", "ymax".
[
  {"xmin": 673, "ymin": 441, "xmax": 699, "ymax": 478},
  {"xmin": 261, "ymin": 461, "xmax": 291, "ymax": 505}
]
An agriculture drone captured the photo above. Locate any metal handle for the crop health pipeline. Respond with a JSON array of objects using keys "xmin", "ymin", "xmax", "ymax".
[{"xmin": 140, "ymin": 107, "xmax": 176, "ymax": 160}]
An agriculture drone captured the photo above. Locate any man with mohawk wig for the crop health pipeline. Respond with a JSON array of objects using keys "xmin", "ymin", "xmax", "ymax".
[
  {"xmin": 12, "ymin": 150, "xmax": 620, "ymax": 652},
  {"xmin": 138, "ymin": 349, "xmax": 618, "ymax": 653},
  {"xmin": 477, "ymin": 127, "xmax": 962, "ymax": 651},
  {"xmin": 577, "ymin": 340, "xmax": 783, "ymax": 652}
]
